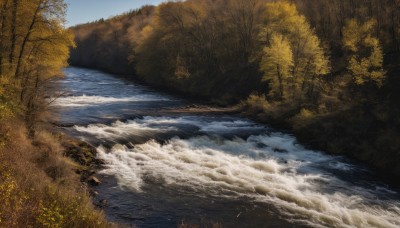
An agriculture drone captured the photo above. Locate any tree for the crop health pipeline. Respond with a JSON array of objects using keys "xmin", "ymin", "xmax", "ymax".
[
  {"xmin": 0, "ymin": 0, "xmax": 74, "ymax": 133},
  {"xmin": 260, "ymin": 33, "xmax": 293, "ymax": 99},
  {"xmin": 343, "ymin": 19, "xmax": 385, "ymax": 87},
  {"xmin": 226, "ymin": 0, "xmax": 263, "ymax": 62},
  {"xmin": 260, "ymin": 1, "xmax": 330, "ymax": 100}
]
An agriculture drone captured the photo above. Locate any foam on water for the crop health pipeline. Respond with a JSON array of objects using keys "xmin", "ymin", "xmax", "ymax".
[
  {"xmin": 73, "ymin": 116, "xmax": 400, "ymax": 227},
  {"xmin": 50, "ymin": 94, "xmax": 169, "ymax": 107},
  {"xmin": 74, "ymin": 116, "xmax": 265, "ymax": 138},
  {"xmin": 142, "ymin": 116, "xmax": 266, "ymax": 133},
  {"xmin": 97, "ymin": 136, "xmax": 400, "ymax": 228},
  {"xmin": 97, "ymin": 82, "xmax": 124, "ymax": 85},
  {"xmin": 74, "ymin": 119, "xmax": 176, "ymax": 140}
]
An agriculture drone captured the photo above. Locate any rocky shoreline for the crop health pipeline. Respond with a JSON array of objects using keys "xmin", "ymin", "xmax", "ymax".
[{"xmin": 59, "ymin": 133, "xmax": 109, "ymax": 208}]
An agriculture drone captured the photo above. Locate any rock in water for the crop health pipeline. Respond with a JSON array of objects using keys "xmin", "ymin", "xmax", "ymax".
[{"xmin": 88, "ymin": 176, "xmax": 101, "ymax": 186}]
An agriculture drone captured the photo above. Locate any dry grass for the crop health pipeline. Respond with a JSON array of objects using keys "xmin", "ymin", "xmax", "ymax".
[{"xmin": 0, "ymin": 119, "xmax": 109, "ymax": 227}]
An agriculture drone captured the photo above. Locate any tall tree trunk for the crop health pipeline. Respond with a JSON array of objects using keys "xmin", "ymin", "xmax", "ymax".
[
  {"xmin": 14, "ymin": 1, "xmax": 41, "ymax": 79},
  {"xmin": 390, "ymin": 0, "xmax": 399, "ymax": 51},
  {"xmin": 277, "ymin": 64, "xmax": 284, "ymax": 99},
  {"xmin": 0, "ymin": 0, "xmax": 9, "ymax": 76},
  {"xmin": 8, "ymin": 0, "xmax": 19, "ymax": 68},
  {"xmin": 26, "ymin": 71, "xmax": 41, "ymax": 137}
]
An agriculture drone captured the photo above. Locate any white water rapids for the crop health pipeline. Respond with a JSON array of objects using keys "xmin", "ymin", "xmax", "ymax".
[
  {"xmin": 51, "ymin": 94, "xmax": 171, "ymax": 107},
  {"xmin": 74, "ymin": 116, "xmax": 400, "ymax": 228},
  {"xmin": 52, "ymin": 67, "xmax": 400, "ymax": 228}
]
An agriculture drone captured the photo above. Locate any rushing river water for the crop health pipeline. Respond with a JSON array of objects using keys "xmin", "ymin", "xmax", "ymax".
[{"xmin": 50, "ymin": 67, "xmax": 400, "ymax": 228}]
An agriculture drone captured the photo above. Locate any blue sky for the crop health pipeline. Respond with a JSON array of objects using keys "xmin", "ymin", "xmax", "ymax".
[{"xmin": 65, "ymin": 0, "xmax": 166, "ymax": 27}]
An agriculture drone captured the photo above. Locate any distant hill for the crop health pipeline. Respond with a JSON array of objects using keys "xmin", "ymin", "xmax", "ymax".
[{"xmin": 70, "ymin": 5, "xmax": 155, "ymax": 74}]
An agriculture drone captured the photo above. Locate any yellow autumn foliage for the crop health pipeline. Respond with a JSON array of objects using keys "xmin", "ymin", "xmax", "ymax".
[
  {"xmin": 343, "ymin": 19, "xmax": 386, "ymax": 87},
  {"xmin": 260, "ymin": 1, "xmax": 330, "ymax": 101}
]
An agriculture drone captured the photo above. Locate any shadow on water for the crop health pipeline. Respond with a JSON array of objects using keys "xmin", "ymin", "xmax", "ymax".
[{"xmin": 96, "ymin": 175, "xmax": 303, "ymax": 228}]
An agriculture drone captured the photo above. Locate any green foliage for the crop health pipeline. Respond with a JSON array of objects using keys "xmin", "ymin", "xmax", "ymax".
[{"xmin": 343, "ymin": 19, "xmax": 386, "ymax": 87}]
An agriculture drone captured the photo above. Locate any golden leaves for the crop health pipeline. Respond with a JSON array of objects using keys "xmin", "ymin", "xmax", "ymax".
[
  {"xmin": 343, "ymin": 19, "xmax": 386, "ymax": 87},
  {"xmin": 260, "ymin": 1, "xmax": 330, "ymax": 100}
]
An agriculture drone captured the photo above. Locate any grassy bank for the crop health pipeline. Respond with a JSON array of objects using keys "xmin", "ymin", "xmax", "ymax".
[
  {"xmin": 0, "ymin": 119, "xmax": 110, "ymax": 227},
  {"xmin": 0, "ymin": 0, "xmax": 111, "ymax": 223}
]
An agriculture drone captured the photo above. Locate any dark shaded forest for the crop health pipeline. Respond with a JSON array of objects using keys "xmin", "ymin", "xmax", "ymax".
[{"xmin": 70, "ymin": 0, "xmax": 400, "ymax": 177}]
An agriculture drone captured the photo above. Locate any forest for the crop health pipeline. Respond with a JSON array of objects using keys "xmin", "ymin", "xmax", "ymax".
[
  {"xmin": 71, "ymin": 0, "xmax": 400, "ymax": 177},
  {"xmin": 0, "ymin": 0, "xmax": 108, "ymax": 226}
]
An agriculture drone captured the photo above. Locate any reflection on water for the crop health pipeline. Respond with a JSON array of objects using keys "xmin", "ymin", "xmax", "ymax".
[{"xmin": 51, "ymin": 67, "xmax": 400, "ymax": 228}]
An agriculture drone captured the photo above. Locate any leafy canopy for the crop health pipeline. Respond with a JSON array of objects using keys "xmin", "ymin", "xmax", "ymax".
[{"xmin": 343, "ymin": 19, "xmax": 385, "ymax": 87}]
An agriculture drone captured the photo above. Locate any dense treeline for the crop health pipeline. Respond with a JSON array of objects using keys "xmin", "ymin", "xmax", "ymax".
[
  {"xmin": 70, "ymin": 6, "xmax": 155, "ymax": 74},
  {"xmin": 295, "ymin": 0, "xmax": 400, "ymax": 52},
  {"xmin": 135, "ymin": 0, "xmax": 267, "ymax": 100},
  {"xmin": 70, "ymin": 0, "xmax": 400, "ymax": 176},
  {"xmin": 0, "ymin": 0, "xmax": 108, "ymax": 226}
]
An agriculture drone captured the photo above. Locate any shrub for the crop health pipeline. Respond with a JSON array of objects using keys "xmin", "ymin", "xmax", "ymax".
[{"xmin": 241, "ymin": 94, "xmax": 270, "ymax": 114}]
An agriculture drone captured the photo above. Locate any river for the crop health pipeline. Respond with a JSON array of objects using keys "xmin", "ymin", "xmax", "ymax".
[{"xmin": 49, "ymin": 67, "xmax": 400, "ymax": 228}]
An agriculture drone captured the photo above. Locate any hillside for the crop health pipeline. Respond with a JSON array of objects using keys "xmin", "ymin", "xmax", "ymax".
[
  {"xmin": 0, "ymin": 0, "xmax": 109, "ymax": 226},
  {"xmin": 70, "ymin": 6, "xmax": 155, "ymax": 74}
]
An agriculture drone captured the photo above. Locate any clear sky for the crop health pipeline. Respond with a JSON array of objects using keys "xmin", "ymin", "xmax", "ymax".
[{"xmin": 65, "ymin": 0, "xmax": 166, "ymax": 27}]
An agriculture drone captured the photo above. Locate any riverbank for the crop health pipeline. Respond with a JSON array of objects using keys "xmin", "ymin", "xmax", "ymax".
[
  {"xmin": 239, "ymin": 97, "xmax": 400, "ymax": 180},
  {"xmin": 0, "ymin": 118, "xmax": 110, "ymax": 227}
]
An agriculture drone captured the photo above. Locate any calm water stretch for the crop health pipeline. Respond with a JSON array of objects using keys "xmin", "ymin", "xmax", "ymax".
[{"xmin": 49, "ymin": 67, "xmax": 400, "ymax": 228}]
